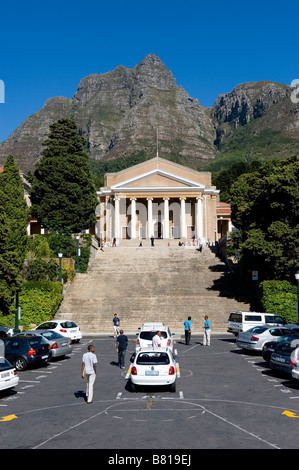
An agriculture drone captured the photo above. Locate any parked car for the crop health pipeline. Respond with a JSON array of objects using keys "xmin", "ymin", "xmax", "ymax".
[
  {"xmin": 136, "ymin": 323, "xmax": 175, "ymax": 352},
  {"xmin": 227, "ymin": 311, "xmax": 286, "ymax": 336},
  {"xmin": 17, "ymin": 330, "xmax": 72, "ymax": 359},
  {"xmin": 34, "ymin": 320, "xmax": 82, "ymax": 343},
  {"xmin": 0, "ymin": 356, "xmax": 19, "ymax": 392},
  {"xmin": 262, "ymin": 334, "xmax": 299, "ymax": 362},
  {"xmin": 0, "ymin": 326, "xmax": 14, "ymax": 339},
  {"xmin": 3, "ymin": 335, "xmax": 51, "ymax": 371},
  {"xmin": 270, "ymin": 340, "xmax": 299, "ymax": 376},
  {"xmin": 129, "ymin": 347, "xmax": 177, "ymax": 392},
  {"xmin": 236, "ymin": 326, "xmax": 295, "ymax": 352}
]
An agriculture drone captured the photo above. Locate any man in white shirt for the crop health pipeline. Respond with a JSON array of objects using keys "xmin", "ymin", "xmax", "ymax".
[
  {"xmin": 152, "ymin": 331, "xmax": 162, "ymax": 347},
  {"xmin": 82, "ymin": 344, "xmax": 97, "ymax": 404}
]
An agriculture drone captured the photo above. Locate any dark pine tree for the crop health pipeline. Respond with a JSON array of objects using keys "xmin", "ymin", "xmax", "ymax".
[{"xmin": 30, "ymin": 118, "xmax": 97, "ymax": 233}]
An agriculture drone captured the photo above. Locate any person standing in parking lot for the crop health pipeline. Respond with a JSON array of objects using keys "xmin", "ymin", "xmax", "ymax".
[
  {"xmin": 116, "ymin": 329, "xmax": 128, "ymax": 369},
  {"xmin": 82, "ymin": 344, "xmax": 97, "ymax": 404},
  {"xmin": 184, "ymin": 316, "xmax": 192, "ymax": 345},
  {"xmin": 203, "ymin": 315, "xmax": 211, "ymax": 346}
]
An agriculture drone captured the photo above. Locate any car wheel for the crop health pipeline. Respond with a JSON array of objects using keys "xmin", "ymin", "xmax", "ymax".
[
  {"xmin": 14, "ymin": 357, "xmax": 28, "ymax": 371},
  {"xmin": 170, "ymin": 381, "xmax": 176, "ymax": 393},
  {"xmin": 130, "ymin": 380, "xmax": 137, "ymax": 393}
]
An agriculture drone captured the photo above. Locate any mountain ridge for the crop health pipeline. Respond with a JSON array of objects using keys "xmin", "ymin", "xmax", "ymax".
[{"xmin": 0, "ymin": 54, "xmax": 298, "ymax": 173}]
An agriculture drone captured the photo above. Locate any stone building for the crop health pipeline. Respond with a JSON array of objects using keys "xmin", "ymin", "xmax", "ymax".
[{"xmin": 96, "ymin": 157, "xmax": 222, "ymax": 243}]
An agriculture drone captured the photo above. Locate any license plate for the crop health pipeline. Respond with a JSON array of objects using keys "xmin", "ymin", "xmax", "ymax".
[
  {"xmin": 145, "ymin": 370, "xmax": 159, "ymax": 376},
  {"xmin": 61, "ymin": 342, "xmax": 68, "ymax": 347},
  {"xmin": 1, "ymin": 372, "xmax": 9, "ymax": 379},
  {"xmin": 42, "ymin": 355, "xmax": 48, "ymax": 359},
  {"xmin": 70, "ymin": 330, "xmax": 76, "ymax": 333}
]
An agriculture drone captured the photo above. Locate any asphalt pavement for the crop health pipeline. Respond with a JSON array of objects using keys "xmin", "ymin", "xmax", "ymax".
[{"xmin": 1, "ymin": 333, "xmax": 299, "ymax": 458}]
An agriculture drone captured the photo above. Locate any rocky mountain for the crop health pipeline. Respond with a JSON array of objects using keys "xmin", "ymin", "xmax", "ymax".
[{"xmin": 0, "ymin": 54, "xmax": 298, "ymax": 173}]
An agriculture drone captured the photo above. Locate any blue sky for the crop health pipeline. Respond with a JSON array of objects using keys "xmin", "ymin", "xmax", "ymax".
[{"xmin": 0, "ymin": 0, "xmax": 298, "ymax": 143}]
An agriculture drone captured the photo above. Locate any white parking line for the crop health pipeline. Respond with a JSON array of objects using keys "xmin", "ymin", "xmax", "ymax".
[
  {"xmin": 19, "ymin": 380, "xmax": 40, "ymax": 384},
  {"xmin": 116, "ymin": 392, "xmax": 122, "ymax": 400}
]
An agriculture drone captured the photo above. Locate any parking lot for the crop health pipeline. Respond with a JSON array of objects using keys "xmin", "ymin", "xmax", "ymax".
[{"xmin": 1, "ymin": 333, "xmax": 299, "ymax": 454}]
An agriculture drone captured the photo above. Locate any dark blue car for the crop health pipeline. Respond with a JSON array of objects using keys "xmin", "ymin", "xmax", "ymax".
[
  {"xmin": 270, "ymin": 341, "xmax": 299, "ymax": 375},
  {"xmin": 3, "ymin": 335, "xmax": 51, "ymax": 371}
]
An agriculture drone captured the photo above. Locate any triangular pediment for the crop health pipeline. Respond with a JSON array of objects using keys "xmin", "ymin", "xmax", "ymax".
[{"xmin": 111, "ymin": 169, "xmax": 206, "ymax": 190}]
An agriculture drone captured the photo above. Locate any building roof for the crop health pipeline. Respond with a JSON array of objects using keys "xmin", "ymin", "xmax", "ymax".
[{"xmin": 216, "ymin": 202, "xmax": 231, "ymax": 216}]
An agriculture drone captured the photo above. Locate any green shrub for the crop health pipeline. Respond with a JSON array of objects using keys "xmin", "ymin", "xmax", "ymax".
[
  {"xmin": 257, "ymin": 280, "xmax": 298, "ymax": 323},
  {"xmin": 0, "ymin": 281, "xmax": 63, "ymax": 330}
]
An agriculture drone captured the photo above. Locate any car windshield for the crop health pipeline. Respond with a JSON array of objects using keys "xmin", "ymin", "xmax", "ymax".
[
  {"xmin": 136, "ymin": 352, "xmax": 170, "ymax": 365},
  {"xmin": 41, "ymin": 331, "xmax": 62, "ymax": 340},
  {"xmin": 247, "ymin": 326, "xmax": 268, "ymax": 334},
  {"xmin": 277, "ymin": 335, "xmax": 299, "ymax": 344},
  {"xmin": 60, "ymin": 321, "xmax": 77, "ymax": 329},
  {"xmin": 228, "ymin": 313, "xmax": 241, "ymax": 323},
  {"xmin": 28, "ymin": 337, "xmax": 49, "ymax": 347},
  {"xmin": 0, "ymin": 357, "xmax": 13, "ymax": 371},
  {"xmin": 275, "ymin": 343, "xmax": 296, "ymax": 355},
  {"xmin": 140, "ymin": 331, "xmax": 167, "ymax": 341}
]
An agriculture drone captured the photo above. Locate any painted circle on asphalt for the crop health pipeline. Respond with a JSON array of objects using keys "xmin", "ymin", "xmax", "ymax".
[{"xmin": 106, "ymin": 398, "xmax": 205, "ymax": 422}]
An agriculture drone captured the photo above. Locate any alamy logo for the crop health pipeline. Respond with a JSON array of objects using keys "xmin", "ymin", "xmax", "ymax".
[
  {"xmin": 291, "ymin": 79, "xmax": 299, "ymax": 104},
  {"xmin": 0, "ymin": 79, "xmax": 4, "ymax": 103}
]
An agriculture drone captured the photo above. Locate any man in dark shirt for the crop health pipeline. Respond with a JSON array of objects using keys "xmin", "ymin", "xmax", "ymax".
[{"xmin": 116, "ymin": 330, "xmax": 128, "ymax": 369}]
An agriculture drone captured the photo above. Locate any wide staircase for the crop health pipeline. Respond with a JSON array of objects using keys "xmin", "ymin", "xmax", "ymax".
[{"xmin": 55, "ymin": 240, "xmax": 251, "ymax": 335}]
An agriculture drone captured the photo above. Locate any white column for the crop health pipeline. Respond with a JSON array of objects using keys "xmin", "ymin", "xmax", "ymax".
[
  {"xmin": 114, "ymin": 197, "xmax": 120, "ymax": 240},
  {"xmin": 147, "ymin": 198, "xmax": 153, "ymax": 239},
  {"xmin": 130, "ymin": 198, "xmax": 137, "ymax": 239},
  {"xmin": 163, "ymin": 198, "xmax": 169, "ymax": 239},
  {"xmin": 196, "ymin": 196, "xmax": 203, "ymax": 239},
  {"xmin": 180, "ymin": 197, "xmax": 186, "ymax": 238}
]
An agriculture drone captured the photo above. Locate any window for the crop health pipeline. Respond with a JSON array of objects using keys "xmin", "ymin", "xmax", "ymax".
[
  {"xmin": 42, "ymin": 331, "xmax": 60, "ymax": 340},
  {"xmin": 60, "ymin": 321, "xmax": 77, "ymax": 328},
  {"xmin": 265, "ymin": 315, "xmax": 284, "ymax": 324},
  {"xmin": 269, "ymin": 329, "xmax": 282, "ymax": 337},
  {"xmin": 228, "ymin": 313, "xmax": 242, "ymax": 323},
  {"xmin": 248, "ymin": 327, "xmax": 267, "ymax": 334},
  {"xmin": 136, "ymin": 352, "xmax": 170, "ymax": 365},
  {"xmin": 245, "ymin": 315, "xmax": 262, "ymax": 322},
  {"xmin": 28, "ymin": 337, "xmax": 48, "ymax": 347},
  {"xmin": 140, "ymin": 331, "xmax": 167, "ymax": 341}
]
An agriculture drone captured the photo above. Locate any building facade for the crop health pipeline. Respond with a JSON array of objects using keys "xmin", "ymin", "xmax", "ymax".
[{"xmin": 96, "ymin": 157, "xmax": 221, "ymax": 243}]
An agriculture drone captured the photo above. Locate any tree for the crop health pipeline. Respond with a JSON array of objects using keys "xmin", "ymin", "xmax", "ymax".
[
  {"xmin": 212, "ymin": 160, "xmax": 262, "ymax": 202},
  {"xmin": 230, "ymin": 156, "xmax": 299, "ymax": 281},
  {"xmin": 0, "ymin": 155, "xmax": 29, "ymax": 314},
  {"xmin": 30, "ymin": 118, "xmax": 97, "ymax": 233}
]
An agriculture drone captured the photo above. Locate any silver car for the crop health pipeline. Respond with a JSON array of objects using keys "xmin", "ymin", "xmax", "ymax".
[
  {"xmin": 236, "ymin": 325, "xmax": 295, "ymax": 352},
  {"xmin": 18, "ymin": 330, "xmax": 72, "ymax": 359}
]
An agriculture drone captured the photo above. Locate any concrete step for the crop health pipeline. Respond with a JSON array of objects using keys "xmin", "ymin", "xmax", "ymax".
[{"xmin": 56, "ymin": 245, "xmax": 251, "ymax": 333}]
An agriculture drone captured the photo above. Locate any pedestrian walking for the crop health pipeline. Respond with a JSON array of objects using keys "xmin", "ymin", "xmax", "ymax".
[
  {"xmin": 184, "ymin": 316, "xmax": 192, "ymax": 345},
  {"xmin": 152, "ymin": 330, "xmax": 162, "ymax": 347},
  {"xmin": 116, "ymin": 329, "xmax": 128, "ymax": 369},
  {"xmin": 151, "ymin": 234, "xmax": 155, "ymax": 247},
  {"xmin": 203, "ymin": 315, "xmax": 211, "ymax": 346},
  {"xmin": 113, "ymin": 314, "xmax": 120, "ymax": 338},
  {"xmin": 82, "ymin": 344, "xmax": 97, "ymax": 403}
]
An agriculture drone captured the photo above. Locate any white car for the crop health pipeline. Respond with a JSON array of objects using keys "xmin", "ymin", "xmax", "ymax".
[
  {"xmin": 136, "ymin": 323, "xmax": 175, "ymax": 352},
  {"xmin": 0, "ymin": 356, "xmax": 19, "ymax": 392},
  {"xmin": 128, "ymin": 347, "xmax": 177, "ymax": 392},
  {"xmin": 34, "ymin": 320, "xmax": 82, "ymax": 343}
]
